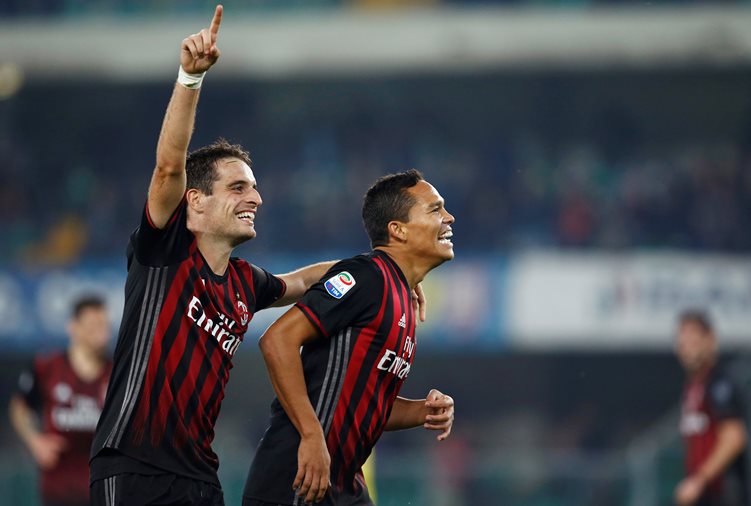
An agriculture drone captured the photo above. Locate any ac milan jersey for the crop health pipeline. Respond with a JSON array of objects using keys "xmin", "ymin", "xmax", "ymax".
[
  {"xmin": 680, "ymin": 367, "xmax": 749, "ymax": 505},
  {"xmin": 243, "ymin": 250, "xmax": 415, "ymax": 506},
  {"xmin": 17, "ymin": 352, "xmax": 111, "ymax": 505},
  {"xmin": 90, "ymin": 200, "xmax": 285, "ymax": 485}
]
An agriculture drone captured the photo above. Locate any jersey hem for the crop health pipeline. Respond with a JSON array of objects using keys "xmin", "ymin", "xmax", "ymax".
[{"xmin": 90, "ymin": 450, "xmax": 220, "ymax": 486}]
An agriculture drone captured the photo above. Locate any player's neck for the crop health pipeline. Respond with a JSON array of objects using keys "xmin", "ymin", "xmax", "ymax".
[
  {"xmin": 689, "ymin": 359, "xmax": 716, "ymax": 381},
  {"xmin": 68, "ymin": 344, "xmax": 106, "ymax": 382},
  {"xmin": 375, "ymin": 247, "xmax": 431, "ymax": 289},
  {"xmin": 195, "ymin": 235, "xmax": 233, "ymax": 276}
]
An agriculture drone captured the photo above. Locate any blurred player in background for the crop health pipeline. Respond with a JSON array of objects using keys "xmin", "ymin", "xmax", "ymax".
[
  {"xmin": 243, "ymin": 170, "xmax": 455, "ymax": 506},
  {"xmin": 9, "ymin": 295, "xmax": 112, "ymax": 506},
  {"xmin": 674, "ymin": 309, "xmax": 749, "ymax": 506},
  {"xmin": 88, "ymin": 6, "xmax": 425, "ymax": 506}
]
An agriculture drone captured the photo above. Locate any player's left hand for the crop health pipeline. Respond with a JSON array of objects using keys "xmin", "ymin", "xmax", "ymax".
[
  {"xmin": 412, "ymin": 284, "xmax": 427, "ymax": 323},
  {"xmin": 674, "ymin": 474, "xmax": 706, "ymax": 506},
  {"xmin": 180, "ymin": 4, "xmax": 223, "ymax": 74},
  {"xmin": 424, "ymin": 388, "xmax": 454, "ymax": 441}
]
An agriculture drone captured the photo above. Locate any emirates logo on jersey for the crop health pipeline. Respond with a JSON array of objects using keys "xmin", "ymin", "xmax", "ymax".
[
  {"xmin": 186, "ymin": 296, "xmax": 243, "ymax": 357},
  {"xmin": 376, "ymin": 335, "xmax": 415, "ymax": 380},
  {"xmin": 237, "ymin": 300, "xmax": 249, "ymax": 326},
  {"xmin": 680, "ymin": 411, "xmax": 709, "ymax": 436}
]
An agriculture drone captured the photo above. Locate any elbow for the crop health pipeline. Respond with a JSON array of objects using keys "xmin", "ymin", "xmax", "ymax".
[
  {"xmin": 258, "ymin": 332, "xmax": 270, "ymax": 354},
  {"xmin": 154, "ymin": 159, "xmax": 185, "ymax": 178},
  {"xmin": 258, "ymin": 331, "xmax": 279, "ymax": 359}
]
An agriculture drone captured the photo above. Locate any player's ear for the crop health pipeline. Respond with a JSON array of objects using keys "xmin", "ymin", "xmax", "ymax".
[
  {"xmin": 387, "ymin": 221, "xmax": 408, "ymax": 243},
  {"xmin": 186, "ymin": 188, "xmax": 205, "ymax": 214}
]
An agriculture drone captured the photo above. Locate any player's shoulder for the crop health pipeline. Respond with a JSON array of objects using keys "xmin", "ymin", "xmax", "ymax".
[
  {"xmin": 329, "ymin": 252, "xmax": 384, "ymax": 281},
  {"xmin": 229, "ymin": 257, "xmax": 274, "ymax": 282},
  {"xmin": 229, "ymin": 256, "xmax": 253, "ymax": 270},
  {"xmin": 37, "ymin": 351, "xmax": 66, "ymax": 365},
  {"xmin": 33, "ymin": 352, "xmax": 67, "ymax": 373},
  {"xmin": 315, "ymin": 253, "xmax": 384, "ymax": 299},
  {"xmin": 709, "ymin": 366, "xmax": 738, "ymax": 386},
  {"xmin": 708, "ymin": 367, "xmax": 742, "ymax": 403}
]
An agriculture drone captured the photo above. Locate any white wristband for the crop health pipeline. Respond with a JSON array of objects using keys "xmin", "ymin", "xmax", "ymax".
[{"xmin": 177, "ymin": 66, "xmax": 206, "ymax": 89}]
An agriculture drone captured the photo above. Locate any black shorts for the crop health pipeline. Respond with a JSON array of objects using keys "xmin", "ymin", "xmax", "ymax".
[
  {"xmin": 90, "ymin": 473, "xmax": 224, "ymax": 506},
  {"xmin": 243, "ymin": 493, "xmax": 374, "ymax": 506}
]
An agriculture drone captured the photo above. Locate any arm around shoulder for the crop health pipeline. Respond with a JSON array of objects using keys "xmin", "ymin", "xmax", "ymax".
[{"xmin": 273, "ymin": 260, "xmax": 337, "ymax": 307}]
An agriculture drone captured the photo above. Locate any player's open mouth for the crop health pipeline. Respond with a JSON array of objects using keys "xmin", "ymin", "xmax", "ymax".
[
  {"xmin": 438, "ymin": 230, "xmax": 453, "ymax": 245},
  {"xmin": 236, "ymin": 211, "xmax": 255, "ymax": 225}
]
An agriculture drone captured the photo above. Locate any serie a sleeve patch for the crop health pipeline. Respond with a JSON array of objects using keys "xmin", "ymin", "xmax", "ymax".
[{"xmin": 324, "ymin": 271, "xmax": 356, "ymax": 299}]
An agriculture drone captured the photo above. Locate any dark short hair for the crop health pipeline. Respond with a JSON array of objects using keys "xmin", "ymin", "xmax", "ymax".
[
  {"xmin": 678, "ymin": 309, "xmax": 713, "ymax": 334},
  {"xmin": 362, "ymin": 169, "xmax": 424, "ymax": 248},
  {"xmin": 72, "ymin": 295, "xmax": 106, "ymax": 319},
  {"xmin": 186, "ymin": 138, "xmax": 252, "ymax": 195}
]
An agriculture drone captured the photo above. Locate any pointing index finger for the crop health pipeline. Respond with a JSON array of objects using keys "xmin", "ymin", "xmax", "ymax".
[{"xmin": 210, "ymin": 4, "xmax": 223, "ymax": 39}]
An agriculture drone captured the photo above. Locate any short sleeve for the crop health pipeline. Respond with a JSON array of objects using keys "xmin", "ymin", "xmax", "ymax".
[
  {"xmin": 708, "ymin": 375, "xmax": 745, "ymax": 421},
  {"xmin": 16, "ymin": 362, "xmax": 41, "ymax": 411},
  {"xmin": 131, "ymin": 198, "xmax": 194, "ymax": 266},
  {"xmin": 250, "ymin": 264, "xmax": 287, "ymax": 311},
  {"xmin": 295, "ymin": 256, "xmax": 383, "ymax": 338}
]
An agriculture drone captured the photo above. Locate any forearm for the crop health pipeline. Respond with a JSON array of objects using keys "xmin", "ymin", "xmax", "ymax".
[
  {"xmin": 274, "ymin": 260, "xmax": 337, "ymax": 306},
  {"xmin": 9, "ymin": 396, "xmax": 40, "ymax": 445},
  {"xmin": 148, "ymin": 82, "xmax": 198, "ymax": 227},
  {"xmin": 695, "ymin": 421, "xmax": 747, "ymax": 483},
  {"xmin": 155, "ymin": 83, "xmax": 200, "ymax": 174},
  {"xmin": 385, "ymin": 396, "xmax": 427, "ymax": 431},
  {"xmin": 260, "ymin": 335, "xmax": 323, "ymax": 439}
]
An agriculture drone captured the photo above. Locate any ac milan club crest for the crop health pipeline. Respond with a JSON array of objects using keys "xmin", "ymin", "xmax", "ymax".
[{"xmin": 237, "ymin": 300, "xmax": 249, "ymax": 326}]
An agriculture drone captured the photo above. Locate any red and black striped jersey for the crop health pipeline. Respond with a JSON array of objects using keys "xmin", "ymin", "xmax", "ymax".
[
  {"xmin": 244, "ymin": 249, "xmax": 415, "ymax": 505},
  {"xmin": 17, "ymin": 352, "xmax": 111, "ymax": 505},
  {"xmin": 680, "ymin": 366, "xmax": 749, "ymax": 505},
  {"xmin": 90, "ymin": 200, "xmax": 286, "ymax": 485}
]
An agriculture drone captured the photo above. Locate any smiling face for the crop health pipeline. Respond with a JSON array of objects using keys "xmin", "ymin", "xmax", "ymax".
[
  {"xmin": 190, "ymin": 157, "xmax": 262, "ymax": 247},
  {"xmin": 402, "ymin": 180, "xmax": 455, "ymax": 265}
]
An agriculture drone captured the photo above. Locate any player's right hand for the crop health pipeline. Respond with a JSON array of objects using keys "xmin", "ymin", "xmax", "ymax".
[
  {"xmin": 180, "ymin": 4, "xmax": 223, "ymax": 74},
  {"xmin": 28, "ymin": 432, "xmax": 67, "ymax": 469},
  {"xmin": 294, "ymin": 432, "xmax": 331, "ymax": 503},
  {"xmin": 674, "ymin": 475, "xmax": 706, "ymax": 506}
]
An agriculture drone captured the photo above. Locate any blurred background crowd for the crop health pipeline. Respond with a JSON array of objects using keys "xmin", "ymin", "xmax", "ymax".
[
  {"xmin": 2, "ymin": 72, "xmax": 751, "ymax": 263},
  {"xmin": 1, "ymin": 0, "xmax": 750, "ymax": 505}
]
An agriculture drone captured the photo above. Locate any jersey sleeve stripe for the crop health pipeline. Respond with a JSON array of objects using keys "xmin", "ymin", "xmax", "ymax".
[{"xmin": 295, "ymin": 303, "xmax": 328, "ymax": 337}]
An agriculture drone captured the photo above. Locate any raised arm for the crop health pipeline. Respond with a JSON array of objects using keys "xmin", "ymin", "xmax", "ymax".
[
  {"xmin": 147, "ymin": 4, "xmax": 223, "ymax": 228},
  {"xmin": 258, "ymin": 308, "xmax": 330, "ymax": 504}
]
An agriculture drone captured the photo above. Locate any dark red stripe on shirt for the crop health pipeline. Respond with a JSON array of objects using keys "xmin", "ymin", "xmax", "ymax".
[
  {"xmin": 327, "ymin": 256, "xmax": 394, "ymax": 485},
  {"xmin": 296, "ymin": 303, "xmax": 328, "ymax": 337},
  {"xmin": 131, "ymin": 260, "xmax": 193, "ymax": 444}
]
